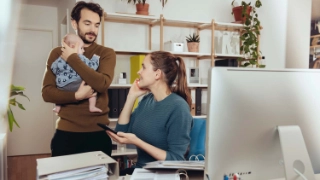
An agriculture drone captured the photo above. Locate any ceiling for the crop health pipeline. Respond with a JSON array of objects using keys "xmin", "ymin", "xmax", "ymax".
[{"xmin": 21, "ymin": 0, "xmax": 320, "ymax": 20}]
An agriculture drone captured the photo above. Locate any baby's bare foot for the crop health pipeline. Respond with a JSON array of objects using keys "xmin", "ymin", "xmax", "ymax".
[{"xmin": 90, "ymin": 106, "xmax": 102, "ymax": 113}]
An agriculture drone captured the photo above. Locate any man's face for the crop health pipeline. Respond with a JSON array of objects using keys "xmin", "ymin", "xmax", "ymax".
[{"xmin": 75, "ymin": 8, "xmax": 100, "ymax": 45}]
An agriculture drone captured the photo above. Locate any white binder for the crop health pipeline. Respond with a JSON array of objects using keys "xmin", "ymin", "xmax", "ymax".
[{"xmin": 36, "ymin": 151, "xmax": 119, "ymax": 180}]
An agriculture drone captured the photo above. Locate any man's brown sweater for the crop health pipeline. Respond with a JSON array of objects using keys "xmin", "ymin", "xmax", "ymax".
[{"xmin": 42, "ymin": 42, "xmax": 116, "ymax": 132}]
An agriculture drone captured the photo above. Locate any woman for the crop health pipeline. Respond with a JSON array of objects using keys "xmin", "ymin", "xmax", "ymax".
[{"xmin": 107, "ymin": 51, "xmax": 193, "ymax": 172}]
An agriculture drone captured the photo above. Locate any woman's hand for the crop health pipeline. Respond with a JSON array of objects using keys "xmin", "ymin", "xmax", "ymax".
[
  {"xmin": 61, "ymin": 41, "xmax": 78, "ymax": 61},
  {"xmin": 106, "ymin": 131, "xmax": 139, "ymax": 145},
  {"xmin": 75, "ymin": 81, "xmax": 96, "ymax": 100},
  {"xmin": 127, "ymin": 79, "xmax": 148, "ymax": 99}
]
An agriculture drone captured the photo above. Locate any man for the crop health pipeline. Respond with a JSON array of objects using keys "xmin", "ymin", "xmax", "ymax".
[{"xmin": 42, "ymin": 1, "xmax": 116, "ymax": 157}]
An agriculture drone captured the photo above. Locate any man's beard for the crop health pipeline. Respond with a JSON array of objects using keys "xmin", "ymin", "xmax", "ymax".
[{"xmin": 77, "ymin": 28, "xmax": 97, "ymax": 44}]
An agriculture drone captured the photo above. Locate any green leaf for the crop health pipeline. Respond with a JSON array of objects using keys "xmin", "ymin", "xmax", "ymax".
[
  {"xmin": 249, "ymin": 60, "xmax": 256, "ymax": 65},
  {"xmin": 244, "ymin": 62, "xmax": 251, "ymax": 67},
  {"xmin": 10, "ymin": 91, "xmax": 30, "ymax": 101},
  {"xmin": 11, "ymin": 85, "xmax": 25, "ymax": 92},
  {"xmin": 9, "ymin": 98, "xmax": 16, "ymax": 106},
  {"xmin": 259, "ymin": 65, "xmax": 266, "ymax": 68},
  {"xmin": 7, "ymin": 107, "xmax": 20, "ymax": 132},
  {"xmin": 16, "ymin": 101, "xmax": 26, "ymax": 110}
]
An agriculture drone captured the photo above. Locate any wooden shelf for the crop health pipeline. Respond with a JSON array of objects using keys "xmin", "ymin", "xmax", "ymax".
[
  {"xmin": 104, "ymin": 12, "xmax": 244, "ymax": 31},
  {"xmin": 109, "ymin": 118, "xmax": 118, "ymax": 122},
  {"xmin": 102, "ymin": 12, "xmax": 259, "ymax": 68},
  {"xmin": 114, "ymin": 50, "xmax": 243, "ymax": 60},
  {"xmin": 215, "ymin": 53, "xmax": 243, "ymax": 58},
  {"xmin": 311, "ymin": 34, "xmax": 320, "ymax": 38},
  {"xmin": 114, "ymin": 49, "xmax": 152, "ymax": 55},
  {"xmin": 214, "ymin": 22, "xmax": 244, "ymax": 31},
  {"xmin": 104, "ymin": 12, "xmax": 158, "ymax": 25},
  {"xmin": 310, "ymin": 45, "xmax": 320, "ymax": 49},
  {"xmin": 109, "ymin": 84, "xmax": 131, "ymax": 88},
  {"xmin": 160, "ymin": 18, "xmax": 211, "ymax": 29},
  {"xmin": 188, "ymin": 84, "xmax": 208, "ymax": 88},
  {"xmin": 114, "ymin": 49, "xmax": 212, "ymax": 59},
  {"xmin": 109, "ymin": 115, "xmax": 207, "ymax": 124},
  {"xmin": 111, "ymin": 149, "xmax": 137, "ymax": 156},
  {"xmin": 193, "ymin": 115, "xmax": 207, "ymax": 119},
  {"xmin": 110, "ymin": 83, "xmax": 208, "ymax": 88}
]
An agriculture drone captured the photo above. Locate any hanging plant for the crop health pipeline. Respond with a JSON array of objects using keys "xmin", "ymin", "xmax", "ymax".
[{"xmin": 232, "ymin": 0, "xmax": 264, "ymax": 67}]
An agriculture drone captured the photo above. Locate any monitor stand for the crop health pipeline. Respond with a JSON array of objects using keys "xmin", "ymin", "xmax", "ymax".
[{"xmin": 278, "ymin": 125, "xmax": 316, "ymax": 180}]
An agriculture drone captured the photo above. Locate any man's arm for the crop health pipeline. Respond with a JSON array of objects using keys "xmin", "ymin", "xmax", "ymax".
[
  {"xmin": 42, "ymin": 48, "xmax": 78, "ymax": 104},
  {"xmin": 66, "ymin": 48, "xmax": 116, "ymax": 93}
]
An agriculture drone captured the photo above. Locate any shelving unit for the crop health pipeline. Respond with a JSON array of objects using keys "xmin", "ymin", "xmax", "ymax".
[
  {"xmin": 310, "ymin": 34, "xmax": 320, "ymax": 61},
  {"xmin": 111, "ymin": 149, "xmax": 137, "ymax": 156},
  {"xmin": 101, "ymin": 12, "xmax": 247, "ymax": 123},
  {"xmin": 101, "ymin": 12, "xmax": 245, "ymax": 67},
  {"xmin": 109, "ymin": 83, "xmax": 208, "ymax": 88}
]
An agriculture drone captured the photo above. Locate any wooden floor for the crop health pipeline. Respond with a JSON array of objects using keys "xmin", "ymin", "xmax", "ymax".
[{"xmin": 8, "ymin": 154, "xmax": 51, "ymax": 180}]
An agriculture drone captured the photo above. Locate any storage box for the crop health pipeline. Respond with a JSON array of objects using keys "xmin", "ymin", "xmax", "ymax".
[{"xmin": 164, "ymin": 41, "xmax": 184, "ymax": 52}]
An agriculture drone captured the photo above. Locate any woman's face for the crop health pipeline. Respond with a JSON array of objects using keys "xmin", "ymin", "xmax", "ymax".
[{"xmin": 137, "ymin": 55, "xmax": 157, "ymax": 88}]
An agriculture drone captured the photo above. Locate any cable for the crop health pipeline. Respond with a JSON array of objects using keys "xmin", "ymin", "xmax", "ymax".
[{"xmin": 293, "ymin": 168, "xmax": 308, "ymax": 180}]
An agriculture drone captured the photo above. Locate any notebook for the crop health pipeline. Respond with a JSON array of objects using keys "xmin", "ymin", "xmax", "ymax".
[{"xmin": 36, "ymin": 151, "xmax": 119, "ymax": 180}]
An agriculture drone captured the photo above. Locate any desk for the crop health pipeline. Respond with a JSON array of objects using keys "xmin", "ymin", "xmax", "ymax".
[
  {"xmin": 118, "ymin": 173, "xmax": 320, "ymax": 180},
  {"xmin": 271, "ymin": 174, "xmax": 320, "ymax": 180}
]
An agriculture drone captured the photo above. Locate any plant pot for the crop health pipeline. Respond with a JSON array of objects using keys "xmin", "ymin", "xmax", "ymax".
[
  {"xmin": 187, "ymin": 42, "xmax": 199, "ymax": 52},
  {"xmin": 136, "ymin": 3, "xmax": 149, "ymax": 15},
  {"xmin": 232, "ymin": 6, "xmax": 252, "ymax": 23}
]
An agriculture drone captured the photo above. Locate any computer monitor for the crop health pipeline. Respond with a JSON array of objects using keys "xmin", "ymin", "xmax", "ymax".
[{"xmin": 205, "ymin": 68, "xmax": 320, "ymax": 180}]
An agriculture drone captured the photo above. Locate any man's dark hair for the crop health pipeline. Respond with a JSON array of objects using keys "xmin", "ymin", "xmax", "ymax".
[{"xmin": 71, "ymin": 1, "xmax": 103, "ymax": 23}]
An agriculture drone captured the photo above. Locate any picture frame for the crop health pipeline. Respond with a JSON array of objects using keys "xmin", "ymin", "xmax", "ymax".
[{"xmin": 187, "ymin": 67, "xmax": 200, "ymax": 84}]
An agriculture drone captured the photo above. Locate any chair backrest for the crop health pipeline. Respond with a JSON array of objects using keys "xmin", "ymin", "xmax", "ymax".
[{"xmin": 187, "ymin": 118, "xmax": 206, "ymax": 160}]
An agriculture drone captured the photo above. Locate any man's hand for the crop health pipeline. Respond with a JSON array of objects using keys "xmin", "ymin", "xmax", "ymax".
[
  {"xmin": 61, "ymin": 41, "xmax": 78, "ymax": 61},
  {"xmin": 75, "ymin": 81, "xmax": 96, "ymax": 100}
]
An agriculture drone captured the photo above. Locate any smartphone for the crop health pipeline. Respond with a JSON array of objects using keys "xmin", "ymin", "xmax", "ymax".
[{"xmin": 97, "ymin": 123, "xmax": 118, "ymax": 134}]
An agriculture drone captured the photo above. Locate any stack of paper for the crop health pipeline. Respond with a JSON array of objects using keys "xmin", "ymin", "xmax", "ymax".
[
  {"xmin": 130, "ymin": 168, "xmax": 180, "ymax": 180},
  {"xmin": 143, "ymin": 161, "xmax": 205, "ymax": 171},
  {"xmin": 36, "ymin": 151, "xmax": 119, "ymax": 180},
  {"xmin": 40, "ymin": 165, "xmax": 108, "ymax": 180}
]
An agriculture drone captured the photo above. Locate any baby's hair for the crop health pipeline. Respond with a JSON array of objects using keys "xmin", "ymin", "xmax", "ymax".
[{"xmin": 63, "ymin": 33, "xmax": 82, "ymax": 47}]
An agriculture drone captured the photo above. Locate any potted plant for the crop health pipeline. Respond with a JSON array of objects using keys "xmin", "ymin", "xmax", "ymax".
[
  {"xmin": 125, "ymin": 0, "xmax": 168, "ymax": 15},
  {"xmin": 186, "ymin": 33, "xmax": 200, "ymax": 52},
  {"xmin": 231, "ymin": 0, "xmax": 264, "ymax": 67},
  {"xmin": 7, "ymin": 84, "xmax": 29, "ymax": 132}
]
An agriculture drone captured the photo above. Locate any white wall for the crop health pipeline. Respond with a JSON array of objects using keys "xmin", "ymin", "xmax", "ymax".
[
  {"xmin": 57, "ymin": 0, "xmax": 77, "ymax": 45},
  {"xmin": 5, "ymin": 4, "xmax": 58, "ymax": 155},
  {"xmin": 258, "ymin": 0, "xmax": 288, "ymax": 68},
  {"xmin": 0, "ymin": 1, "xmax": 22, "ymax": 134},
  {"xmin": 87, "ymin": 0, "xmax": 289, "ymax": 70},
  {"xmin": 286, "ymin": 0, "xmax": 312, "ymax": 68},
  {"xmin": 18, "ymin": 4, "xmax": 58, "ymax": 47}
]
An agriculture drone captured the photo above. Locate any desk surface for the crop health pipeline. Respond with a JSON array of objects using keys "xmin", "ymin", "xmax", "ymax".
[
  {"xmin": 118, "ymin": 173, "xmax": 320, "ymax": 180},
  {"xmin": 270, "ymin": 174, "xmax": 320, "ymax": 180}
]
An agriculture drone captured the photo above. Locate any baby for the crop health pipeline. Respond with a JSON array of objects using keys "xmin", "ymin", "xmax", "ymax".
[{"xmin": 51, "ymin": 33, "xmax": 102, "ymax": 113}]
